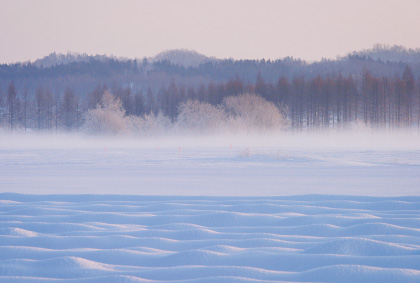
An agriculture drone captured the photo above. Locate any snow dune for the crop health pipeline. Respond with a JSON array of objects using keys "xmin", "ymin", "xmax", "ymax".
[{"xmin": 1, "ymin": 194, "xmax": 419, "ymax": 282}]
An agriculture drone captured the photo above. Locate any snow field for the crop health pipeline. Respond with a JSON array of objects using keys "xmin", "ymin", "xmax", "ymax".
[
  {"xmin": 1, "ymin": 194, "xmax": 420, "ymax": 282},
  {"xmin": 1, "ymin": 133, "xmax": 419, "ymax": 281}
]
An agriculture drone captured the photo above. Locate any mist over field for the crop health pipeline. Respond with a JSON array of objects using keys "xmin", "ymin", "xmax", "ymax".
[
  {"xmin": 1, "ymin": 128, "xmax": 419, "ymax": 150},
  {"xmin": 1, "ymin": 128, "xmax": 419, "ymax": 196}
]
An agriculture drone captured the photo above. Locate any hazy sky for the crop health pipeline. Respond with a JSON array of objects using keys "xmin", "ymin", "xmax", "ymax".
[{"xmin": 1, "ymin": 0, "xmax": 420, "ymax": 64}]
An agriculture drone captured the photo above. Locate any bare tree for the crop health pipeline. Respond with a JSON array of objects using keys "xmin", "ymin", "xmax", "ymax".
[
  {"xmin": 55, "ymin": 92, "xmax": 60, "ymax": 133},
  {"xmin": 145, "ymin": 88, "xmax": 155, "ymax": 115},
  {"xmin": 88, "ymin": 84, "xmax": 106, "ymax": 109},
  {"xmin": 7, "ymin": 81, "xmax": 17, "ymax": 132},
  {"xmin": 61, "ymin": 88, "xmax": 79, "ymax": 131},
  {"xmin": 402, "ymin": 66, "xmax": 415, "ymax": 126},
  {"xmin": 35, "ymin": 86, "xmax": 44, "ymax": 131},
  {"xmin": 23, "ymin": 86, "xmax": 28, "ymax": 133},
  {"xmin": 134, "ymin": 91, "xmax": 145, "ymax": 117},
  {"xmin": 45, "ymin": 87, "xmax": 54, "ymax": 131}
]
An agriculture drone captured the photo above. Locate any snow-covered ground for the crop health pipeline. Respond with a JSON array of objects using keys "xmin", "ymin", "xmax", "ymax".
[
  {"xmin": 1, "ymin": 194, "xmax": 420, "ymax": 282},
  {"xmin": 0, "ymin": 132, "xmax": 419, "ymax": 282}
]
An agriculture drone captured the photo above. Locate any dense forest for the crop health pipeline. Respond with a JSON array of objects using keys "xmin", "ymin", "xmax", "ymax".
[{"xmin": 1, "ymin": 45, "xmax": 420, "ymax": 134}]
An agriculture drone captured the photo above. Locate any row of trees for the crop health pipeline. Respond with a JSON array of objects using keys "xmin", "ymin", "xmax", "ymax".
[
  {"xmin": 0, "ymin": 66, "xmax": 419, "ymax": 134},
  {"xmin": 253, "ymin": 67, "xmax": 419, "ymax": 129},
  {"xmin": 0, "ymin": 84, "xmax": 81, "ymax": 133}
]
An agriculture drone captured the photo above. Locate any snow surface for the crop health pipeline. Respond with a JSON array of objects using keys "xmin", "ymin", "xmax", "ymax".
[
  {"xmin": 1, "ymin": 132, "xmax": 419, "ymax": 282},
  {"xmin": 1, "ymin": 194, "xmax": 420, "ymax": 282}
]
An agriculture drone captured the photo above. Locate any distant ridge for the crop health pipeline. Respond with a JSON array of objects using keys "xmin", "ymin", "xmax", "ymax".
[
  {"xmin": 29, "ymin": 49, "xmax": 217, "ymax": 68},
  {"xmin": 22, "ymin": 45, "xmax": 420, "ymax": 69},
  {"xmin": 31, "ymin": 52, "xmax": 124, "ymax": 68},
  {"xmin": 150, "ymin": 49, "xmax": 217, "ymax": 67},
  {"xmin": 347, "ymin": 44, "xmax": 420, "ymax": 64}
]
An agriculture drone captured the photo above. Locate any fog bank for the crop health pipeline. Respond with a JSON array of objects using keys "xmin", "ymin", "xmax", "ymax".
[{"xmin": 1, "ymin": 129, "xmax": 419, "ymax": 150}]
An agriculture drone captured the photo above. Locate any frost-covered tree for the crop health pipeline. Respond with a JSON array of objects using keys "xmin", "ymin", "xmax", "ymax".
[
  {"xmin": 128, "ymin": 112, "xmax": 171, "ymax": 136},
  {"xmin": 176, "ymin": 100, "xmax": 227, "ymax": 134},
  {"xmin": 223, "ymin": 93, "xmax": 288, "ymax": 132},
  {"xmin": 84, "ymin": 91, "xmax": 127, "ymax": 135},
  {"xmin": 174, "ymin": 94, "xmax": 288, "ymax": 134}
]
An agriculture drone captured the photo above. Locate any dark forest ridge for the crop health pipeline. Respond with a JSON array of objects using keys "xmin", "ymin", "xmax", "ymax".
[
  {"xmin": 27, "ymin": 49, "xmax": 216, "ymax": 69},
  {"xmin": 15, "ymin": 44, "xmax": 420, "ymax": 68},
  {"xmin": 2, "ymin": 44, "xmax": 420, "ymax": 92}
]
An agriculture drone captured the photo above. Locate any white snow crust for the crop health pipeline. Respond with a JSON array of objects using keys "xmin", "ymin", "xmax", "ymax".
[
  {"xmin": 0, "ymin": 132, "xmax": 419, "ymax": 282},
  {"xmin": 1, "ymin": 194, "xmax": 420, "ymax": 282}
]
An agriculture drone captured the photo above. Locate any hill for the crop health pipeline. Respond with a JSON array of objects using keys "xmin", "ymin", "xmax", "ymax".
[
  {"xmin": 347, "ymin": 44, "xmax": 420, "ymax": 64},
  {"xmin": 150, "ymin": 49, "xmax": 217, "ymax": 67}
]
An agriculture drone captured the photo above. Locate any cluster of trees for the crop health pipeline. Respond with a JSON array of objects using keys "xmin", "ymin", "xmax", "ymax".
[
  {"xmin": 84, "ymin": 66, "xmax": 419, "ymax": 131},
  {"xmin": 1, "ymin": 46, "xmax": 420, "ymax": 134},
  {"xmin": 84, "ymin": 92, "xmax": 287, "ymax": 135},
  {"xmin": 1, "ymin": 65, "xmax": 418, "ymax": 135}
]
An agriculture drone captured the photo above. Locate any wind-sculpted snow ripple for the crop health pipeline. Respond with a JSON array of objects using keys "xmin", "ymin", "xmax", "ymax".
[{"xmin": 1, "ymin": 194, "xmax": 420, "ymax": 282}]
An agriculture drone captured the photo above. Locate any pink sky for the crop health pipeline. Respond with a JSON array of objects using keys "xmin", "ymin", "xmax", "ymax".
[{"xmin": 1, "ymin": 0, "xmax": 420, "ymax": 64}]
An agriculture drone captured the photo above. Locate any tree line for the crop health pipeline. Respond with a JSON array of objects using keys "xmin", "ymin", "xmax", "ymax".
[{"xmin": 0, "ymin": 65, "xmax": 419, "ymax": 134}]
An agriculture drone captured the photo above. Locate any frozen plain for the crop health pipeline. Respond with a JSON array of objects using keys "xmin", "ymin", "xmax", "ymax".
[{"xmin": 1, "ymin": 131, "xmax": 420, "ymax": 282}]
